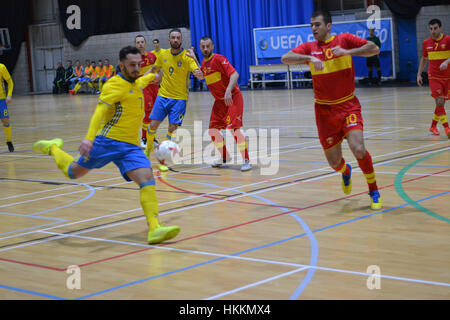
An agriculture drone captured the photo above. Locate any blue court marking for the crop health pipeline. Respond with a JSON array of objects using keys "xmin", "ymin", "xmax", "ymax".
[
  {"xmin": 0, "ymin": 213, "xmax": 67, "ymax": 236},
  {"xmin": 29, "ymin": 182, "xmax": 96, "ymax": 216},
  {"xmin": 72, "ymin": 190, "xmax": 448, "ymax": 300},
  {"xmin": 162, "ymin": 177, "xmax": 319, "ymax": 300},
  {"xmin": 0, "ymin": 284, "xmax": 65, "ymax": 300},
  {"xmin": 3, "ymin": 191, "xmax": 445, "ymax": 300}
]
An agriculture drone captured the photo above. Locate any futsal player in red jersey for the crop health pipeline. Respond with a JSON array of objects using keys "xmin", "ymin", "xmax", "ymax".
[
  {"xmin": 190, "ymin": 37, "xmax": 251, "ymax": 171},
  {"xmin": 282, "ymin": 11, "xmax": 382, "ymax": 209},
  {"xmin": 417, "ymin": 18, "xmax": 450, "ymax": 138},
  {"xmin": 135, "ymin": 35, "xmax": 160, "ymax": 148}
]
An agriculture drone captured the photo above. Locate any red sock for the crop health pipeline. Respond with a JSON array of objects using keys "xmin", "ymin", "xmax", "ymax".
[
  {"xmin": 333, "ymin": 158, "xmax": 350, "ymax": 176},
  {"xmin": 142, "ymin": 127, "xmax": 147, "ymax": 140},
  {"xmin": 357, "ymin": 151, "xmax": 378, "ymax": 192},
  {"xmin": 210, "ymin": 130, "xmax": 228, "ymax": 161},
  {"xmin": 232, "ymin": 129, "xmax": 249, "ymax": 161},
  {"xmin": 436, "ymin": 106, "xmax": 449, "ymax": 129}
]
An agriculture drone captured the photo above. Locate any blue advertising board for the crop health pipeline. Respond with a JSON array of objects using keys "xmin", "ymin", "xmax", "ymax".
[{"xmin": 254, "ymin": 19, "xmax": 394, "ymax": 77}]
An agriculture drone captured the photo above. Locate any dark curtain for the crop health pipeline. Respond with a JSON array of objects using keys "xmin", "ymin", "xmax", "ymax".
[
  {"xmin": 0, "ymin": 0, "xmax": 31, "ymax": 72},
  {"xmin": 140, "ymin": 0, "xmax": 189, "ymax": 30},
  {"xmin": 189, "ymin": 0, "xmax": 314, "ymax": 86},
  {"xmin": 384, "ymin": 0, "xmax": 449, "ymax": 18},
  {"xmin": 58, "ymin": 0, "xmax": 134, "ymax": 46}
]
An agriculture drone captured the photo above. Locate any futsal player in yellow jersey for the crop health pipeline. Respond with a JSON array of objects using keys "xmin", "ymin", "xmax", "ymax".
[
  {"xmin": 146, "ymin": 28, "xmax": 203, "ymax": 170},
  {"xmin": 0, "ymin": 63, "xmax": 14, "ymax": 152},
  {"xmin": 33, "ymin": 46, "xmax": 180, "ymax": 244},
  {"xmin": 151, "ymin": 38, "xmax": 162, "ymax": 60}
]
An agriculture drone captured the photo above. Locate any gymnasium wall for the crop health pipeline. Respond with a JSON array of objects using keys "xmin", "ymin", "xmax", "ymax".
[
  {"xmin": 62, "ymin": 28, "xmax": 191, "ymax": 70},
  {"xmin": 10, "ymin": 42, "xmax": 31, "ymax": 95}
]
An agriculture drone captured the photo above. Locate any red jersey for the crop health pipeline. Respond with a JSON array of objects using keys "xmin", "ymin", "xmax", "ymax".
[
  {"xmin": 422, "ymin": 34, "xmax": 450, "ymax": 80},
  {"xmin": 200, "ymin": 53, "xmax": 240, "ymax": 100},
  {"xmin": 140, "ymin": 51, "xmax": 157, "ymax": 75},
  {"xmin": 292, "ymin": 33, "xmax": 367, "ymax": 105}
]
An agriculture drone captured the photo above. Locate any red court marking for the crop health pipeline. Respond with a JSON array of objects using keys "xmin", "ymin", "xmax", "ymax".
[
  {"xmin": 1, "ymin": 168, "xmax": 449, "ymax": 271},
  {"xmin": 0, "ymin": 257, "xmax": 65, "ymax": 272}
]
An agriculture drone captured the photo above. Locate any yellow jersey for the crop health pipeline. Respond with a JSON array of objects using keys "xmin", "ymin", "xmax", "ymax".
[
  {"xmin": 155, "ymin": 48, "xmax": 198, "ymax": 100},
  {"xmin": 96, "ymin": 72, "xmax": 156, "ymax": 146},
  {"xmin": 151, "ymin": 49, "xmax": 163, "ymax": 61},
  {"xmin": 0, "ymin": 63, "xmax": 13, "ymax": 99}
]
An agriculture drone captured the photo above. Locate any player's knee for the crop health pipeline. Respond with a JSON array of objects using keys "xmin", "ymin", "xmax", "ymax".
[
  {"xmin": 1, "ymin": 118, "xmax": 9, "ymax": 126},
  {"xmin": 352, "ymin": 145, "xmax": 366, "ymax": 159},
  {"xmin": 436, "ymin": 97, "xmax": 445, "ymax": 106}
]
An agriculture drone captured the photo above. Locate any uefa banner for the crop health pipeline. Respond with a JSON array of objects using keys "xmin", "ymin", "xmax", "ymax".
[{"xmin": 254, "ymin": 19, "xmax": 394, "ymax": 77}]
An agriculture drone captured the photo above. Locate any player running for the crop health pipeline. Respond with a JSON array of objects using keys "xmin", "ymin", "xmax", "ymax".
[
  {"xmin": 417, "ymin": 18, "xmax": 450, "ymax": 138},
  {"xmin": 282, "ymin": 11, "xmax": 382, "ymax": 210}
]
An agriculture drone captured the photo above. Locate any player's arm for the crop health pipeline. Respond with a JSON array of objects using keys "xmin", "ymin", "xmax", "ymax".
[
  {"xmin": 224, "ymin": 71, "xmax": 239, "ymax": 106},
  {"xmin": 417, "ymin": 56, "xmax": 428, "ymax": 87},
  {"xmin": 439, "ymin": 57, "xmax": 450, "ymax": 71},
  {"xmin": 332, "ymin": 40, "xmax": 379, "ymax": 58},
  {"xmin": 79, "ymin": 102, "xmax": 108, "ymax": 156},
  {"xmin": 281, "ymin": 50, "xmax": 323, "ymax": 71},
  {"xmin": 1, "ymin": 66, "xmax": 14, "ymax": 103},
  {"xmin": 186, "ymin": 50, "xmax": 205, "ymax": 80},
  {"xmin": 137, "ymin": 72, "xmax": 160, "ymax": 87}
]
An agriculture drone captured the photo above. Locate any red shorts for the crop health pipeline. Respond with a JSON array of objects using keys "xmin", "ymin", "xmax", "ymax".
[
  {"xmin": 315, "ymin": 96, "xmax": 364, "ymax": 150},
  {"xmin": 429, "ymin": 78, "xmax": 450, "ymax": 100},
  {"xmin": 209, "ymin": 91, "xmax": 244, "ymax": 129},
  {"xmin": 143, "ymin": 84, "xmax": 159, "ymax": 124}
]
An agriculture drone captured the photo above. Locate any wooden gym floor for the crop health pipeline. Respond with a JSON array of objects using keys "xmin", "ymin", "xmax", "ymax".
[{"xmin": 0, "ymin": 86, "xmax": 449, "ymax": 300}]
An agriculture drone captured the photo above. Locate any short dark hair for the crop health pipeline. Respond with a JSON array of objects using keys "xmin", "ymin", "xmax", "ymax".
[
  {"xmin": 135, "ymin": 34, "xmax": 146, "ymax": 42},
  {"xmin": 169, "ymin": 28, "xmax": 182, "ymax": 37},
  {"xmin": 98, "ymin": 59, "xmax": 102, "ymax": 62},
  {"xmin": 311, "ymin": 11, "xmax": 332, "ymax": 25},
  {"xmin": 153, "ymin": 39, "xmax": 159, "ymax": 43},
  {"xmin": 91, "ymin": 61, "xmax": 96, "ymax": 64},
  {"xmin": 200, "ymin": 36, "xmax": 213, "ymax": 43},
  {"xmin": 119, "ymin": 46, "xmax": 140, "ymax": 61},
  {"xmin": 429, "ymin": 18, "xmax": 442, "ymax": 27},
  {"xmin": 67, "ymin": 60, "xmax": 72, "ymax": 63}
]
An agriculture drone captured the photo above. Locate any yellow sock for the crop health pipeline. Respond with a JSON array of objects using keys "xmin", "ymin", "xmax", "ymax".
[
  {"xmin": 73, "ymin": 82, "xmax": 82, "ymax": 93},
  {"xmin": 166, "ymin": 131, "xmax": 175, "ymax": 140},
  {"xmin": 88, "ymin": 82, "xmax": 94, "ymax": 89},
  {"xmin": 140, "ymin": 182, "xmax": 160, "ymax": 231},
  {"xmin": 147, "ymin": 126, "xmax": 156, "ymax": 145},
  {"xmin": 3, "ymin": 125, "xmax": 12, "ymax": 142},
  {"xmin": 50, "ymin": 145, "xmax": 75, "ymax": 179}
]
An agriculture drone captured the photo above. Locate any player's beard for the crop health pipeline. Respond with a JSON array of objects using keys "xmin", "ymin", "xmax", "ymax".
[
  {"xmin": 123, "ymin": 67, "xmax": 139, "ymax": 81},
  {"xmin": 170, "ymin": 42, "xmax": 181, "ymax": 50},
  {"xmin": 202, "ymin": 50, "xmax": 212, "ymax": 59}
]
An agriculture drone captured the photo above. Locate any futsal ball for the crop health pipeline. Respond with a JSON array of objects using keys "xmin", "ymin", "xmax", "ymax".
[{"xmin": 154, "ymin": 140, "xmax": 181, "ymax": 165}]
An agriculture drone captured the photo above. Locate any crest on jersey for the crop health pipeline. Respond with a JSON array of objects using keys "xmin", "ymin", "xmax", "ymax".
[
  {"xmin": 177, "ymin": 60, "xmax": 182, "ymax": 67},
  {"xmin": 326, "ymin": 137, "xmax": 334, "ymax": 145}
]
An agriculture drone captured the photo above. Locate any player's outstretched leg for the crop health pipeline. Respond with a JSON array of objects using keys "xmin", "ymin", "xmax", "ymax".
[
  {"xmin": 33, "ymin": 138, "xmax": 76, "ymax": 179},
  {"xmin": 138, "ymin": 179, "xmax": 180, "ymax": 244}
]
